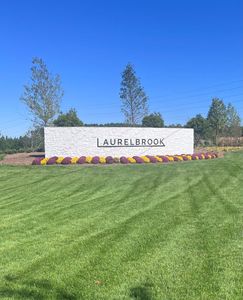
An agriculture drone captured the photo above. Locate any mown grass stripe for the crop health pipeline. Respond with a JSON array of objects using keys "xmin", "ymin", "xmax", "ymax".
[{"xmin": 0, "ymin": 152, "xmax": 243, "ymax": 299}]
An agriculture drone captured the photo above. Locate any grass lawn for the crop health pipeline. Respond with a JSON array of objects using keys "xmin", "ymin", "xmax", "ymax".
[
  {"xmin": 0, "ymin": 152, "xmax": 243, "ymax": 299},
  {"xmin": 0, "ymin": 153, "xmax": 5, "ymax": 160}
]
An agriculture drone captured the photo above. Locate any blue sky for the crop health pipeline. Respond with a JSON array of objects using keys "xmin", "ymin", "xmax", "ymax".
[{"xmin": 0, "ymin": 0, "xmax": 242, "ymax": 137}]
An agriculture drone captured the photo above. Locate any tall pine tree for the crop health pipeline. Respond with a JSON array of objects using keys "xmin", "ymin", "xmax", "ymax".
[{"xmin": 120, "ymin": 63, "xmax": 148, "ymax": 125}]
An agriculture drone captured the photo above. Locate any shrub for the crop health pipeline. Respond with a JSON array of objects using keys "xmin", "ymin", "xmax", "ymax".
[
  {"xmin": 113, "ymin": 157, "xmax": 120, "ymax": 163},
  {"xmin": 128, "ymin": 157, "xmax": 136, "ymax": 163},
  {"xmin": 99, "ymin": 156, "xmax": 106, "ymax": 164},
  {"xmin": 85, "ymin": 156, "xmax": 92, "ymax": 163},
  {"xmin": 155, "ymin": 156, "xmax": 162, "ymax": 162},
  {"xmin": 56, "ymin": 157, "xmax": 64, "ymax": 164},
  {"xmin": 106, "ymin": 156, "xmax": 114, "ymax": 164},
  {"xmin": 146, "ymin": 156, "xmax": 157, "ymax": 163},
  {"xmin": 40, "ymin": 158, "xmax": 48, "ymax": 165},
  {"xmin": 91, "ymin": 156, "xmax": 100, "ymax": 164},
  {"xmin": 167, "ymin": 156, "xmax": 174, "ymax": 162},
  {"xmin": 47, "ymin": 156, "xmax": 58, "ymax": 165},
  {"xmin": 61, "ymin": 157, "xmax": 72, "ymax": 164},
  {"xmin": 133, "ymin": 156, "xmax": 144, "ymax": 163},
  {"xmin": 77, "ymin": 156, "xmax": 86, "ymax": 164},
  {"xmin": 141, "ymin": 156, "xmax": 150, "ymax": 163},
  {"xmin": 32, "ymin": 157, "xmax": 42, "ymax": 165},
  {"xmin": 71, "ymin": 157, "xmax": 79, "ymax": 164},
  {"xmin": 158, "ymin": 156, "xmax": 169, "ymax": 163},
  {"xmin": 120, "ymin": 156, "xmax": 129, "ymax": 164}
]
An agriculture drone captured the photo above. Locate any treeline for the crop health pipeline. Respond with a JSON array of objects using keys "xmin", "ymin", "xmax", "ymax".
[
  {"xmin": 1, "ymin": 58, "xmax": 242, "ymax": 153},
  {"xmin": 0, "ymin": 128, "xmax": 43, "ymax": 154},
  {"xmin": 52, "ymin": 99, "xmax": 242, "ymax": 146},
  {"xmin": 1, "ymin": 98, "xmax": 242, "ymax": 153},
  {"xmin": 185, "ymin": 99, "xmax": 242, "ymax": 146}
]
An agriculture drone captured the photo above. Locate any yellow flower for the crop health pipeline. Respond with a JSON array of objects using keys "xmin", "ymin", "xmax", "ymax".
[
  {"xmin": 128, "ymin": 157, "xmax": 136, "ymax": 163},
  {"xmin": 71, "ymin": 157, "xmax": 79, "ymax": 164},
  {"xmin": 186, "ymin": 155, "xmax": 192, "ymax": 160},
  {"xmin": 155, "ymin": 156, "xmax": 162, "ymax": 162},
  {"xmin": 167, "ymin": 156, "xmax": 174, "ymax": 162},
  {"xmin": 86, "ymin": 156, "xmax": 92, "ymax": 163},
  {"xmin": 141, "ymin": 156, "xmax": 150, "ymax": 163},
  {"xmin": 40, "ymin": 158, "xmax": 48, "ymax": 165},
  {"xmin": 56, "ymin": 157, "xmax": 64, "ymax": 164},
  {"xmin": 177, "ymin": 156, "xmax": 183, "ymax": 161},
  {"xmin": 99, "ymin": 156, "xmax": 106, "ymax": 164}
]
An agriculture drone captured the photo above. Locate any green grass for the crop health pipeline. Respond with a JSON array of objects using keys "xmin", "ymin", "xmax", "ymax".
[
  {"xmin": 0, "ymin": 153, "xmax": 5, "ymax": 160},
  {"xmin": 0, "ymin": 152, "xmax": 243, "ymax": 299}
]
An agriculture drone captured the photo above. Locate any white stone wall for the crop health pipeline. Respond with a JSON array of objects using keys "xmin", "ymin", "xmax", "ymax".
[{"xmin": 44, "ymin": 127, "xmax": 194, "ymax": 157}]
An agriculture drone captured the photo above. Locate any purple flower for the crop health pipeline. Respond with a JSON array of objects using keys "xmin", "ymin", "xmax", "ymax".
[
  {"xmin": 182, "ymin": 155, "xmax": 188, "ymax": 161},
  {"xmin": 133, "ymin": 156, "xmax": 144, "ymax": 163},
  {"xmin": 204, "ymin": 152, "xmax": 213, "ymax": 159},
  {"xmin": 195, "ymin": 153, "xmax": 203, "ymax": 160},
  {"xmin": 61, "ymin": 157, "xmax": 72, "ymax": 164},
  {"xmin": 158, "ymin": 155, "xmax": 169, "ymax": 162},
  {"xmin": 47, "ymin": 156, "xmax": 58, "ymax": 165},
  {"xmin": 77, "ymin": 156, "xmax": 86, "ymax": 164},
  {"xmin": 32, "ymin": 157, "xmax": 42, "ymax": 165},
  {"xmin": 173, "ymin": 156, "xmax": 179, "ymax": 161},
  {"xmin": 92, "ymin": 156, "xmax": 100, "ymax": 164},
  {"xmin": 106, "ymin": 156, "xmax": 114, "ymax": 164},
  {"xmin": 146, "ymin": 155, "xmax": 157, "ymax": 163},
  {"xmin": 120, "ymin": 156, "xmax": 129, "ymax": 164}
]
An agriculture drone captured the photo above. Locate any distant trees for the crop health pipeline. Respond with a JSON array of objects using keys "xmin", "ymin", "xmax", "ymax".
[
  {"xmin": 10, "ymin": 58, "xmax": 240, "ymax": 151},
  {"xmin": 185, "ymin": 100, "xmax": 241, "ymax": 146},
  {"xmin": 120, "ymin": 63, "xmax": 148, "ymax": 125},
  {"xmin": 84, "ymin": 123, "xmax": 141, "ymax": 127},
  {"xmin": 0, "ymin": 129, "xmax": 44, "ymax": 153},
  {"xmin": 142, "ymin": 113, "xmax": 164, "ymax": 127},
  {"xmin": 166, "ymin": 124, "xmax": 184, "ymax": 128},
  {"xmin": 225, "ymin": 103, "xmax": 241, "ymax": 137},
  {"xmin": 207, "ymin": 98, "xmax": 227, "ymax": 144},
  {"xmin": 186, "ymin": 114, "xmax": 209, "ymax": 146},
  {"xmin": 21, "ymin": 57, "xmax": 64, "ymax": 127},
  {"xmin": 53, "ymin": 109, "xmax": 83, "ymax": 127}
]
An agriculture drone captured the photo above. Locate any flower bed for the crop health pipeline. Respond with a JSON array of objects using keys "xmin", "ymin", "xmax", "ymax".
[{"xmin": 32, "ymin": 152, "xmax": 218, "ymax": 165}]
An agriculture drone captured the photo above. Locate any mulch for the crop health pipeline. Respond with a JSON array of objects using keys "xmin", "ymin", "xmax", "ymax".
[{"xmin": 0, "ymin": 152, "xmax": 44, "ymax": 165}]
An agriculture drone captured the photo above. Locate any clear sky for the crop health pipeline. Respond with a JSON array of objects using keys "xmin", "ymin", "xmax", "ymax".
[{"xmin": 0, "ymin": 0, "xmax": 242, "ymax": 137}]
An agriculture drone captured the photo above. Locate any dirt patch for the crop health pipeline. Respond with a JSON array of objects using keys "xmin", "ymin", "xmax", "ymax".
[{"xmin": 0, "ymin": 152, "xmax": 44, "ymax": 165}]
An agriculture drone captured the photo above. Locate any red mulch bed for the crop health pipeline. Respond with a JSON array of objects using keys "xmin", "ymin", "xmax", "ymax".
[{"xmin": 0, "ymin": 152, "xmax": 45, "ymax": 165}]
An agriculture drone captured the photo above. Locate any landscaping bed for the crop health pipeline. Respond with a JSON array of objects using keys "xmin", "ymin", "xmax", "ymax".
[
  {"xmin": 33, "ymin": 153, "xmax": 218, "ymax": 165},
  {"xmin": 0, "ymin": 152, "xmax": 44, "ymax": 165}
]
